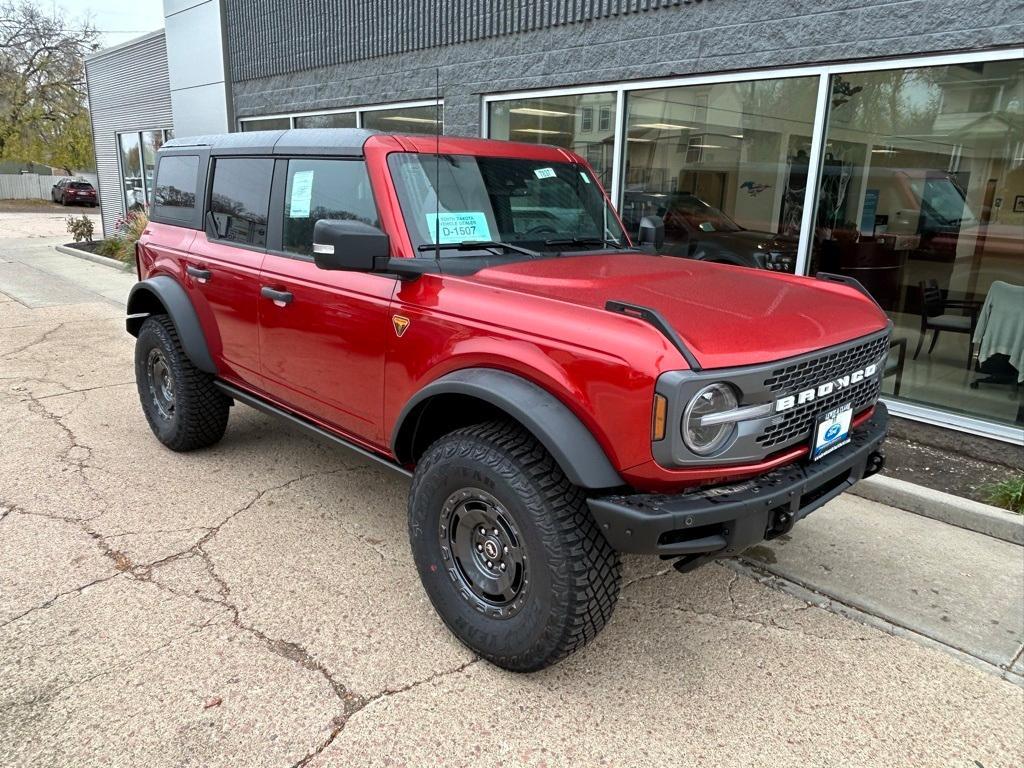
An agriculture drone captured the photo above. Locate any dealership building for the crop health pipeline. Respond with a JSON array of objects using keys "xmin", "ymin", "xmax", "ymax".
[{"xmin": 85, "ymin": 0, "xmax": 1023, "ymax": 444}]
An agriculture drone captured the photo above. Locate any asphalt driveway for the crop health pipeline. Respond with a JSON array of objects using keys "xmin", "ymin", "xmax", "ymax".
[{"xmin": 1, "ymin": 220, "xmax": 1021, "ymax": 767}]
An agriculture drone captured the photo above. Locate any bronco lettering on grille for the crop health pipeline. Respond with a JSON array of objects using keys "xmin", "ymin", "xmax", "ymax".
[{"xmin": 774, "ymin": 363, "xmax": 878, "ymax": 413}]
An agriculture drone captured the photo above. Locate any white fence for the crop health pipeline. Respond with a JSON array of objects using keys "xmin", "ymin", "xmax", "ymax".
[{"xmin": 0, "ymin": 173, "xmax": 98, "ymax": 201}]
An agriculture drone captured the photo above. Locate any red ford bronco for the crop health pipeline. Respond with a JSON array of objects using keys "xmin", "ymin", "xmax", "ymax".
[{"xmin": 129, "ymin": 129, "xmax": 890, "ymax": 671}]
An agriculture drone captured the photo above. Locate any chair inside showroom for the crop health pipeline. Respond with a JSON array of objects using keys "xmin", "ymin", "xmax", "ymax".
[
  {"xmin": 914, "ymin": 279, "xmax": 979, "ymax": 369},
  {"xmin": 885, "ymin": 337, "xmax": 907, "ymax": 397}
]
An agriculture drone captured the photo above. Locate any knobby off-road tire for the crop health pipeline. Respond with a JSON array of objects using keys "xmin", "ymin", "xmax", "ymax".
[
  {"xmin": 134, "ymin": 315, "xmax": 229, "ymax": 452},
  {"xmin": 408, "ymin": 421, "xmax": 621, "ymax": 672}
]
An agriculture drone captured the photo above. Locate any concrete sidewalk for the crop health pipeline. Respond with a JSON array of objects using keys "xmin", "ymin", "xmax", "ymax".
[{"xmin": 739, "ymin": 495, "xmax": 1024, "ymax": 682}]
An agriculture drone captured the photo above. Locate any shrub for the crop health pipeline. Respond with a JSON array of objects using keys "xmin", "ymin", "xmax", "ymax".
[
  {"xmin": 66, "ymin": 215, "xmax": 94, "ymax": 243},
  {"xmin": 984, "ymin": 476, "xmax": 1024, "ymax": 514},
  {"xmin": 104, "ymin": 209, "xmax": 149, "ymax": 263}
]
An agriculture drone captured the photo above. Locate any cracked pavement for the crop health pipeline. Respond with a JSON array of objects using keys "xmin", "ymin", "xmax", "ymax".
[{"xmin": 1, "ymin": 219, "xmax": 1022, "ymax": 767}]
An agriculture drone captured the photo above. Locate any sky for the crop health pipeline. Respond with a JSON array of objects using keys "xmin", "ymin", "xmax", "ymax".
[{"xmin": 59, "ymin": 0, "xmax": 165, "ymax": 49}]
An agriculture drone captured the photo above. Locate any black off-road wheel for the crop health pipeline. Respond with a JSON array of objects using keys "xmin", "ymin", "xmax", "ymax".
[
  {"xmin": 134, "ymin": 315, "xmax": 229, "ymax": 451},
  {"xmin": 408, "ymin": 421, "xmax": 621, "ymax": 672}
]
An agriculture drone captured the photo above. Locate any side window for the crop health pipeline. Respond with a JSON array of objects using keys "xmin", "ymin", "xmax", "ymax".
[
  {"xmin": 282, "ymin": 159, "xmax": 379, "ymax": 256},
  {"xmin": 209, "ymin": 157, "xmax": 273, "ymax": 247},
  {"xmin": 153, "ymin": 155, "xmax": 199, "ymax": 220}
]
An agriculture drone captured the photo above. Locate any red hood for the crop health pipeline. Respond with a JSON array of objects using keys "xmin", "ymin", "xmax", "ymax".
[{"xmin": 465, "ymin": 254, "xmax": 889, "ymax": 370}]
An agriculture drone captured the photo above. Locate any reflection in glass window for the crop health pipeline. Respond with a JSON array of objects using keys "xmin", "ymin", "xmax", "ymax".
[
  {"xmin": 361, "ymin": 105, "xmax": 441, "ymax": 135},
  {"xmin": 622, "ymin": 77, "xmax": 818, "ymax": 273},
  {"xmin": 283, "ymin": 159, "xmax": 379, "ymax": 255},
  {"xmin": 118, "ymin": 132, "xmax": 144, "ymax": 212},
  {"xmin": 388, "ymin": 153, "xmax": 625, "ymax": 257},
  {"xmin": 240, "ymin": 117, "xmax": 291, "ymax": 131},
  {"xmin": 488, "ymin": 93, "xmax": 617, "ymax": 189},
  {"xmin": 294, "ymin": 112, "xmax": 357, "ymax": 129},
  {"xmin": 811, "ymin": 60, "xmax": 1024, "ymax": 427},
  {"xmin": 153, "ymin": 155, "xmax": 199, "ymax": 219},
  {"xmin": 209, "ymin": 158, "xmax": 274, "ymax": 247},
  {"xmin": 141, "ymin": 129, "xmax": 167, "ymax": 206}
]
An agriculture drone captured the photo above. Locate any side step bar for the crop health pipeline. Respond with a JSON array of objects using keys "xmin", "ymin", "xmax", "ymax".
[{"xmin": 214, "ymin": 381, "xmax": 412, "ymax": 478}]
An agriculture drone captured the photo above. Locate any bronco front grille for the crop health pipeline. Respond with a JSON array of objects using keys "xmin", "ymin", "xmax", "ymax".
[
  {"xmin": 762, "ymin": 334, "xmax": 889, "ymax": 394},
  {"xmin": 756, "ymin": 334, "xmax": 888, "ymax": 449}
]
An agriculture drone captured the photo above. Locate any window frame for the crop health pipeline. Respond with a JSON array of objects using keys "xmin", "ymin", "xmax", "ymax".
[
  {"xmin": 481, "ymin": 44, "xmax": 1024, "ymax": 444},
  {"xmin": 265, "ymin": 155, "xmax": 383, "ymax": 263},
  {"xmin": 150, "ymin": 152, "xmax": 202, "ymax": 227},
  {"xmin": 203, "ymin": 155, "xmax": 276, "ymax": 252}
]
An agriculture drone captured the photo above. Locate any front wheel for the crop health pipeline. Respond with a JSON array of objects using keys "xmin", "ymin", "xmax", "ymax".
[
  {"xmin": 134, "ymin": 315, "xmax": 230, "ymax": 451},
  {"xmin": 408, "ymin": 421, "xmax": 621, "ymax": 672}
]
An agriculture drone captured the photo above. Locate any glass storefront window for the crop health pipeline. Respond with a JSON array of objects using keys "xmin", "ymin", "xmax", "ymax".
[
  {"xmin": 141, "ymin": 129, "xmax": 167, "ymax": 206},
  {"xmin": 622, "ymin": 77, "xmax": 819, "ymax": 272},
  {"xmin": 118, "ymin": 128, "xmax": 173, "ymax": 213},
  {"xmin": 240, "ymin": 117, "xmax": 291, "ymax": 131},
  {"xmin": 361, "ymin": 104, "xmax": 442, "ymax": 135},
  {"xmin": 488, "ymin": 92, "xmax": 617, "ymax": 188},
  {"xmin": 118, "ymin": 132, "xmax": 144, "ymax": 212},
  {"xmin": 812, "ymin": 60, "xmax": 1024, "ymax": 427},
  {"xmin": 294, "ymin": 111, "xmax": 357, "ymax": 129}
]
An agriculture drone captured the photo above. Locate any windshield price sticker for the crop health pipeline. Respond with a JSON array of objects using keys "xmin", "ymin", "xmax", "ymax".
[
  {"xmin": 579, "ymin": 172, "xmax": 591, "ymax": 184},
  {"xmin": 534, "ymin": 167, "xmax": 557, "ymax": 179},
  {"xmin": 811, "ymin": 403, "xmax": 853, "ymax": 461},
  {"xmin": 289, "ymin": 170, "xmax": 314, "ymax": 218},
  {"xmin": 425, "ymin": 212, "xmax": 492, "ymax": 244}
]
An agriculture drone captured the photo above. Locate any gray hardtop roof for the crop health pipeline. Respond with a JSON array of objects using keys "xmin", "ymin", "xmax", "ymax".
[{"xmin": 161, "ymin": 128, "xmax": 381, "ymax": 157}]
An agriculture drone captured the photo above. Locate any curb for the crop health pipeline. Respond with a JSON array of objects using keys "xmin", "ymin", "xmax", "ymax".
[
  {"xmin": 849, "ymin": 474, "xmax": 1023, "ymax": 545},
  {"xmin": 55, "ymin": 243, "xmax": 131, "ymax": 272}
]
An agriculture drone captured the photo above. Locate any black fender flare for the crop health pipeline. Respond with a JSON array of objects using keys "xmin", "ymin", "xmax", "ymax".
[
  {"xmin": 126, "ymin": 276, "xmax": 217, "ymax": 374},
  {"xmin": 392, "ymin": 369, "xmax": 625, "ymax": 490}
]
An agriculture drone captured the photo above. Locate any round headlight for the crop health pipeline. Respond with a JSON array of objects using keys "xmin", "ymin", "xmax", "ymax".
[{"xmin": 682, "ymin": 383, "xmax": 739, "ymax": 456}]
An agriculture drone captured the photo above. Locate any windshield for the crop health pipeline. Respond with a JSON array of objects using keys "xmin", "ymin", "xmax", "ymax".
[
  {"xmin": 668, "ymin": 195, "xmax": 741, "ymax": 233},
  {"xmin": 388, "ymin": 153, "xmax": 628, "ymax": 257}
]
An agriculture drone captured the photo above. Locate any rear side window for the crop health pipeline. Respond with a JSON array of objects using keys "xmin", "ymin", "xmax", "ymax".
[
  {"xmin": 282, "ymin": 159, "xmax": 379, "ymax": 255},
  {"xmin": 209, "ymin": 157, "xmax": 273, "ymax": 247},
  {"xmin": 153, "ymin": 155, "xmax": 199, "ymax": 220}
]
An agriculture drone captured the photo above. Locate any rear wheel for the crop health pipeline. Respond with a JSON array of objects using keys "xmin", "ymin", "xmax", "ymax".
[
  {"xmin": 134, "ymin": 315, "xmax": 229, "ymax": 451},
  {"xmin": 408, "ymin": 421, "xmax": 621, "ymax": 671}
]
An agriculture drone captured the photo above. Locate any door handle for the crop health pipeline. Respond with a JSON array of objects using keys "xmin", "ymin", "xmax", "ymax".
[
  {"xmin": 260, "ymin": 286, "xmax": 293, "ymax": 306},
  {"xmin": 186, "ymin": 265, "xmax": 212, "ymax": 282}
]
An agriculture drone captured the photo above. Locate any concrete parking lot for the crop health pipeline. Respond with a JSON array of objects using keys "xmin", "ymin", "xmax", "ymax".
[{"xmin": 1, "ymin": 215, "xmax": 1022, "ymax": 767}]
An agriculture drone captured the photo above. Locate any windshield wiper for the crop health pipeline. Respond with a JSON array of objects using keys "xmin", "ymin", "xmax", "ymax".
[
  {"xmin": 416, "ymin": 241, "xmax": 541, "ymax": 258},
  {"xmin": 543, "ymin": 237, "xmax": 626, "ymax": 250}
]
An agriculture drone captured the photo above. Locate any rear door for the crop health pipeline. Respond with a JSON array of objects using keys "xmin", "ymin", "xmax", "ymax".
[
  {"xmin": 257, "ymin": 156, "xmax": 394, "ymax": 445},
  {"xmin": 185, "ymin": 156, "xmax": 273, "ymax": 386}
]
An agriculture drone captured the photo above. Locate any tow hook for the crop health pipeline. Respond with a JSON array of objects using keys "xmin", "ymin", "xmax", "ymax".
[{"xmin": 864, "ymin": 450, "xmax": 886, "ymax": 478}]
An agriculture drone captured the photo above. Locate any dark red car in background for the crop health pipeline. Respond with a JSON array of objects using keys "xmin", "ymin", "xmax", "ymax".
[{"xmin": 51, "ymin": 178, "xmax": 97, "ymax": 207}]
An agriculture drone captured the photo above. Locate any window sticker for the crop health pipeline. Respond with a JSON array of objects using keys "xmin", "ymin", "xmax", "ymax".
[
  {"xmin": 534, "ymin": 167, "xmax": 556, "ymax": 179},
  {"xmin": 579, "ymin": 171, "xmax": 591, "ymax": 184},
  {"xmin": 424, "ymin": 212, "xmax": 492, "ymax": 243},
  {"xmin": 289, "ymin": 170, "xmax": 314, "ymax": 218}
]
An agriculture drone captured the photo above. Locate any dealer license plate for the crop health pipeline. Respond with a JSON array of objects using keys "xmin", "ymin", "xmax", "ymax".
[{"xmin": 811, "ymin": 403, "xmax": 853, "ymax": 461}]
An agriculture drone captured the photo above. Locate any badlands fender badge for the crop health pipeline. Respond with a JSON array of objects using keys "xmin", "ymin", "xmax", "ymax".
[{"xmin": 392, "ymin": 315, "xmax": 411, "ymax": 337}]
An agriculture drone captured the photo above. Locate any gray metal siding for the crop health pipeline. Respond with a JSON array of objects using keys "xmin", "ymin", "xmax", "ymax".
[
  {"xmin": 226, "ymin": 0, "xmax": 704, "ymax": 82},
  {"xmin": 86, "ymin": 32, "xmax": 174, "ymax": 237}
]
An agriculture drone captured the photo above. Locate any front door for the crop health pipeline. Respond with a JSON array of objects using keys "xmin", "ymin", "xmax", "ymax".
[
  {"xmin": 257, "ymin": 157, "xmax": 394, "ymax": 445},
  {"xmin": 186, "ymin": 156, "xmax": 274, "ymax": 387}
]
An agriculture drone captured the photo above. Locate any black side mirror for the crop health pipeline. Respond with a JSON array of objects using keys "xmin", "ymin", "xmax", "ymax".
[
  {"xmin": 638, "ymin": 215, "xmax": 665, "ymax": 251},
  {"xmin": 313, "ymin": 219, "xmax": 390, "ymax": 271}
]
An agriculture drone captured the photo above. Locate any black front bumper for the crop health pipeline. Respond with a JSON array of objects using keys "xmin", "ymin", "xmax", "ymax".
[{"xmin": 588, "ymin": 403, "xmax": 888, "ymax": 567}]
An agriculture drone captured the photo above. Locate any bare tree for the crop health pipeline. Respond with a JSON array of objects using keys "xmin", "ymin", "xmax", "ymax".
[{"xmin": 0, "ymin": 1, "xmax": 99, "ymax": 173}]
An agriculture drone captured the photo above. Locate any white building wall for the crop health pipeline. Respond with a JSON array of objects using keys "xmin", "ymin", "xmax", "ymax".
[{"xmin": 164, "ymin": 0, "xmax": 232, "ymax": 136}]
